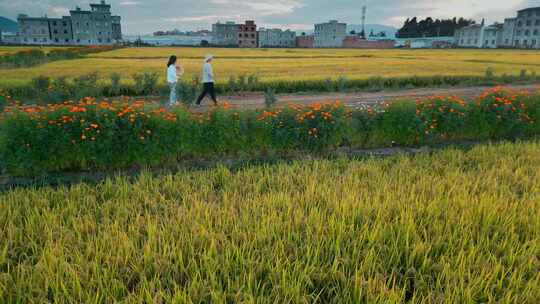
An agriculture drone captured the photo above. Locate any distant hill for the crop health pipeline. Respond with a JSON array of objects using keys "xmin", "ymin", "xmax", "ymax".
[
  {"xmin": 0, "ymin": 16, "xmax": 18, "ymax": 33},
  {"xmin": 296, "ymin": 24, "xmax": 398, "ymax": 38}
]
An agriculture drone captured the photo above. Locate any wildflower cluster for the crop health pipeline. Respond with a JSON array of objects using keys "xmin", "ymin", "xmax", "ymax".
[{"xmin": 416, "ymin": 95, "xmax": 467, "ymax": 140}]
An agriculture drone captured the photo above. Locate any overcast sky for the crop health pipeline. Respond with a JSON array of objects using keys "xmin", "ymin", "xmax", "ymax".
[{"xmin": 0, "ymin": 0, "xmax": 538, "ymax": 34}]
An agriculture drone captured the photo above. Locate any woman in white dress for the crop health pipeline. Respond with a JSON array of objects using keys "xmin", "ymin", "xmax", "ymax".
[{"xmin": 166, "ymin": 55, "xmax": 184, "ymax": 106}]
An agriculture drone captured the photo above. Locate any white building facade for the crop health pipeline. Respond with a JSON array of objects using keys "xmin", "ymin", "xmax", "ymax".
[
  {"xmin": 17, "ymin": 16, "xmax": 52, "ymax": 45},
  {"xmin": 258, "ymin": 28, "xmax": 296, "ymax": 47},
  {"xmin": 314, "ymin": 20, "xmax": 347, "ymax": 48},
  {"xmin": 514, "ymin": 7, "xmax": 540, "ymax": 48},
  {"xmin": 211, "ymin": 21, "xmax": 239, "ymax": 46},
  {"xmin": 455, "ymin": 23, "xmax": 485, "ymax": 48}
]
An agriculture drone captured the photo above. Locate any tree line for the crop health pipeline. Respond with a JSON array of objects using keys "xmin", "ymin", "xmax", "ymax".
[{"xmin": 396, "ymin": 17, "xmax": 476, "ymax": 38}]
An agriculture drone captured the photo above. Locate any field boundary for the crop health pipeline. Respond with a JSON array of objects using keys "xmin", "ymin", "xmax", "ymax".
[{"xmin": 0, "ymin": 140, "xmax": 524, "ymax": 191}]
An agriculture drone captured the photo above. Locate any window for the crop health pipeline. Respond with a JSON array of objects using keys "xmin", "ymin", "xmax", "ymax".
[
  {"xmin": 64, "ymin": 30, "xmax": 68, "ymax": 34},
  {"xmin": 526, "ymin": 20, "xmax": 532, "ymax": 26},
  {"xmin": 517, "ymin": 30, "xmax": 522, "ymax": 36},
  {"xmin": 65, "ymin": 39, "xmax": 69, "ymax": 43},
  {"xmin": 536, "ymin": 20, "xmax": 540, "ymax": 26},
  {"xmin": 77, "ymin": 39, "xmax": 80, "ymax": 43},
  {"xmin": 34, "ymin": 38, "xmax": 38, "ymax": 42},
  {"xmin": 517, "ymin": 21, "xmax": 523, "ymax": 27},
  {"xmin": 485, "ymin": 40, "xmax": 489, "ymax": 45},
  {"xmin": 53, "ymin": 21, "xmax": 57, "ymax": 26},
  {"xmin": 535, "ymin": 30, "xmax": 539, "ymax": 35},
  {"xmin": 53, "ymin": 30, "xmax": 58, "ymax": 34},
  {"xmin": 525, "ymin": 30, "xmax": 530, "ymax": 36},
  {"xmin": 55, "ymin": 38, "xmax": 59, "ymax": 42},
  {"xmin": 63, "ymin": 22, "xmax": 67, "ymax": 26}
]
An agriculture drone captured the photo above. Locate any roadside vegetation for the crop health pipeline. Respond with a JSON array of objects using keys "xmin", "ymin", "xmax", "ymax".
[{"xmin": 1, "ymin": 87, "xmax": 538, "ymax": 176}]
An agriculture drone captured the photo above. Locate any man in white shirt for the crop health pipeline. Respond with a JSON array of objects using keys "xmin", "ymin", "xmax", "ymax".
[{"xmin": 196, "ymin": 54, "xmax": 218, "ymax": 106}]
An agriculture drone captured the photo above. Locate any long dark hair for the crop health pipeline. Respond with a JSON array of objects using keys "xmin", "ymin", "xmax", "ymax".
[{"xmin": 167, "ymin": 55, "xmax": 177, "ymax": 67}]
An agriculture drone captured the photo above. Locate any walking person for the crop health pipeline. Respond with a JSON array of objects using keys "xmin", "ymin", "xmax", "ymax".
[
  {"xmin": 166, "ymin": 55, "xmax": 183, "ymax": 106},
  {"xmin": 195, "ymin": 54, "xmax": 218, "ymax": 106}
]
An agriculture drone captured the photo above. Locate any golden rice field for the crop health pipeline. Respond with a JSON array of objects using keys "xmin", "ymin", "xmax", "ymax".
[
  {"xmin": 0, "ymin": 46, "xmax": 71, "ymax": 56},
  {"xmin": 1, "ymin": 47, "xmax": 540, "ymax": 86},
  {"xmin": 1, "ymin": 141, "xmax": 539, "ymax": 302}
]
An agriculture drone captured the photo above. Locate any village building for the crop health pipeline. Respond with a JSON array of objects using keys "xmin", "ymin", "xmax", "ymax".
[
  {"xmin": 238, "ymin": 21, "xmax": 257, "ymax": 48},
  {"xmin": 49, "ymin": 17, "xmax": 73, "ymax": 45},
  {"xmin": 258, "ymin": 28, "xmax": 296, "ymax": 48},
  {"xmin": 514, "ymin": 7, "xmax": 540, "ymax": 48},
  {"xmin": 314, "ymin": 20, "xmax": 347, "ymax": 48},
  {"xmin": 16, "ymin": 1, "xmax": 121, "ymax": 45},
  {"xmin": 211, "ymin": 21, "xmax": 239, "ymax": 46},
  {"xmin": 17, "ymin": 16, "xmax": 51, "ymax": 45}
]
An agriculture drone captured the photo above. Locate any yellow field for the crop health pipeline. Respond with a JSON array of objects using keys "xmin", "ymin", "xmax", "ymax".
[
  {"xmin": 0, "ymin": 46, "xmax": 73, "ymax": 56},
  {"xmin": 1, "ymin": 47, "xmax": 539, "ymax": 86}
]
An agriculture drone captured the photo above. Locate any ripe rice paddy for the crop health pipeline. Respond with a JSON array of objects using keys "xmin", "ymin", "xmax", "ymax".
[
  {"xmin": 0, "ymin": 141, "xmax": 539, "ymax": 302},
  {"xmin": 1, "ymin": 47, "xmax": 540, "ymax": 86}
]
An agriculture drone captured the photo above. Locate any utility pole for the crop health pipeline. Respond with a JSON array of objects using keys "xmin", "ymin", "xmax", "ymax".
[{"xmin": 361, "ymin": 5, "xmax": 367, "ymax": 39}]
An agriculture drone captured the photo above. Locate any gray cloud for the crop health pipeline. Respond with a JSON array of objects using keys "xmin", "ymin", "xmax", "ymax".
[{"xmin": 0, "ymin": 0, "xmax": 535, "ymax": 34}]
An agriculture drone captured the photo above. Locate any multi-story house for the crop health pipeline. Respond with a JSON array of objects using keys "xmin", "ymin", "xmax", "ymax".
[
  {"xmin": 314, "ymin": 20, "xmax": 347, "ymax": 48},
  {"xmin": 112, "ymin": 16, "xmax": 122, "ymax": 42},
  {"xmin": 514, "ymin": 7, "xmax": 540, "ymax": 48},
  {"xmin": 500, "ymin": 18, "xmax": 517, "ymax": 47},
  {"xmin": 17, "ymin": 15, "xmax": 51, "ymax": 45},
  {"xmin": 238, "ymin": 21, "xmax": 257, "ymax": 48},
  {"xmin": 482, "ymin": 23, "xmax": 503, "ymax": 48},
  {"xmin": 258, "ymin": 28, "xmax": 296, "ymax": 48},
  {"xmin": 17, "ymin": 1, "xmax": 121, "ymax": 46},
  {"xmin": 49, "ymin": 16, "xmax": 73, "ymax": 45},
  {"xmin": 454, "ymin": 21, "xmax": 485, "ymax": 48},
  {"xmin": 211, "ymin": 21, "xmax": 239, "ymax": 46}
]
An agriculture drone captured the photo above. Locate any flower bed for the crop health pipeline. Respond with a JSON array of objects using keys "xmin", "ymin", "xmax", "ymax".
[{"xmin": 0, "ymin": 87, "xmax": 538, "ymax": 176}]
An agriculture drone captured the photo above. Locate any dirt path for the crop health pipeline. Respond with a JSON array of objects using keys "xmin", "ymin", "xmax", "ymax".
[{"xmin": 193, "ymin": 84, "xmax": 539, "ymax": 110}]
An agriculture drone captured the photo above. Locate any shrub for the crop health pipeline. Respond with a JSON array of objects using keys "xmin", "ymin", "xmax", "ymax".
[
  {"xmin": 73, "ymin": 73, "xmax": 100, "ymax": 100},
  {"xmin": 469, "ymin": 87, "xmax": 532, "ymax": 139},
  {"xmin": 133, "ymin": 72, "xmax": 159, "ymax": 95},
  {"xmin": 371, "ymin": 101, "xmax": 422, "ymax": 146},
  {"xmin": 110, "ymin": 73, "xmax": 122, "ymax": 96},
  {"xmin": 416, "ymin": 96, "xmax": 467, "ymax": 142}
]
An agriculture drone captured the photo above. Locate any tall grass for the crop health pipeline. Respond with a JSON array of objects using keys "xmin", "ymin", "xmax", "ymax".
[{"xmin": 0, "ymin": 141, "xmax": 539, "ymax": 302}]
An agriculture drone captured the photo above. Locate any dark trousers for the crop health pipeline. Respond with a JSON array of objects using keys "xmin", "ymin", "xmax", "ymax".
[{"xmin": 196, "ymin": 82, "xmax": 217, "ymax": 105}]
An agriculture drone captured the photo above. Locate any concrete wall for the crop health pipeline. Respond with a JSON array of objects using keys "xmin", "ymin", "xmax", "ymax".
[
  {"xmin": 342, "ymin": 36, "xmax": 395, "ymax": 48},
  {"xmin": 296, "ymin": 35, "xmax": 314, "ymax": 48}
]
